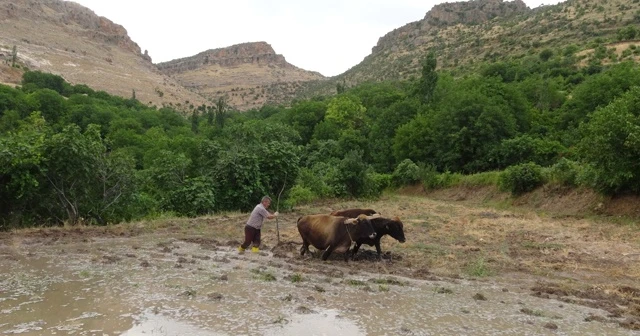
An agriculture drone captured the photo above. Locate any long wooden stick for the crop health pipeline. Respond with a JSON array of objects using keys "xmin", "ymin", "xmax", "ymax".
[{"xmin": 275, "ymin": 172, "xmax": 287, "ymax": 245}]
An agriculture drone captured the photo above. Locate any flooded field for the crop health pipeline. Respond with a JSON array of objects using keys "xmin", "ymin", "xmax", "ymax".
[
  {"xmin": 1, "ymin": 194, "xmax": 639, "ymax": 335},
  {"xmin": 0, "ymin": 237, "xmax": 636, "ymax": 335}
]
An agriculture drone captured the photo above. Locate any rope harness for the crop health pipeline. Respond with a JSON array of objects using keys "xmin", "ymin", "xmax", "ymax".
[{"xmin": 344, "ymin": 222, "xmax": 355, "ymax": 244}]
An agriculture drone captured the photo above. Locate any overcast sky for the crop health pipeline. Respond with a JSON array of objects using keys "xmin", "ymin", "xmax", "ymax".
[{"xmin": 69, "ymin": 0, "xmax": 565, "ymax": 77}]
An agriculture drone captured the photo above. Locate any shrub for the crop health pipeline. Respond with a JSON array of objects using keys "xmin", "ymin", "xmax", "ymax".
[
  {"xmin": 285, "ymin": 185, "xmax": 317, "ymax": 207},
  {"xmin": 545, "ymin": 158, "xmax": 581, "ymax": 186},
  {"xmin": 499, "ymin": 162, "xmax": 544, "ymax": 195},
  {"xmin": 419, "ymin": 164, "xmax": 441, "ymax": 190},
  {"xmin": 360, "ymin": 171, "xmax": 391, "ymax": 199},
  {"xmin": 392, "ymin": 159, "xmax": 421, "ymax": 186}
]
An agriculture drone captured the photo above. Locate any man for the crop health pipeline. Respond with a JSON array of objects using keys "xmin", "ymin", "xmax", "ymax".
[{"xmin": 239, "ymin": 196, "xmax": 278, "ymax": 253}]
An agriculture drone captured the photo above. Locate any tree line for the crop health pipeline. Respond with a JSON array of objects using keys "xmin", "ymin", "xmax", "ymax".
[{"xmin": 1, "ymin": 45, "xmax": 639, "ymax": 228}]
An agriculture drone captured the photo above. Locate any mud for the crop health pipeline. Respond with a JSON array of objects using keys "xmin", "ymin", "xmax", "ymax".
[
  {"xmin": 0, "ymin": 236, "xmax": 637, "ymax": 335},
  {"xmin": 1, "ymin": 194, "xmax": 639, "ymax": 334}
]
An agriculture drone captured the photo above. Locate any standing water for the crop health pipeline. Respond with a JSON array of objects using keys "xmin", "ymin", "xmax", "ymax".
[{"xmin": 0, "ymin": 236, "xmax": 635, "ymax": 335}]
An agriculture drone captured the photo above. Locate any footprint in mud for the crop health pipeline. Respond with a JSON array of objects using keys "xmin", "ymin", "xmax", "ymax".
[
  {"xmin": 295, "ymin": 305, "xmax": 316, "ymax": 314},
  {"xmin": 207, "ymin": 293, "xmax": 223, "ymax": 301}
]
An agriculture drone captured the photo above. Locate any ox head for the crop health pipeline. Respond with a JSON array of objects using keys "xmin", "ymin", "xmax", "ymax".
[
  {"xmin": 387, "ymin": 217, "xmax": 406, "ymax": 243},
  {"xmin": 344, "ymin": 214, "xmax": 377, "ymax": 239}
]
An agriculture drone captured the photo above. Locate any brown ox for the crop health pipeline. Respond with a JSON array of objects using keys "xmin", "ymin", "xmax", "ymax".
[
  {"xmin": 297, "ymin": 214, "xmax": 377, "ymax": 261},
  {"xmin": 330, "ymin": 208, "xmax": 378, "ymax": 218}
]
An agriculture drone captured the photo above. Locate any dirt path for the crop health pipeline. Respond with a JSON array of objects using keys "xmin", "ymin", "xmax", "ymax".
[{"xmin": 1, "ymin": 193, "xmax": 639, "ymax": 334}]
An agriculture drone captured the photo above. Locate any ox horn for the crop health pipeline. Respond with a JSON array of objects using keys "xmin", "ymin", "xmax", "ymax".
[
  {"xmin": 365, "ymin": 214, "xmax": 382, "ymax": 220},
  {"xmin": 344, "ymin": 218, "xmax": 357, "ymax": 224}
]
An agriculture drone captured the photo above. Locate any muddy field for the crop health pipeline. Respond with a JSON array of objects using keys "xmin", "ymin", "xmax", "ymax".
[{"xmin": 1, "ymin": 193, "xmax": 639, "ymax": 335}]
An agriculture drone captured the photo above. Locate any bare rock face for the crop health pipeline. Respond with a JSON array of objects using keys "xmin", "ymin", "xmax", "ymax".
[
  {"xmin": 0, "ymin": 0, "xmax": 207, "ymax": 111},
  {"xmin": 157, "ymin": 42, "xmax": 325, "ymax": 111},
  {"xmin": 0, "ymin": 0, "xmax": 143, "ymax": 56},
  {"xmin": 157, "ymin": 42, "xmax": 292, "ymax": 75},
  {"xmin": 373, "ymin": 0, "xmax": 528, "ymax": 54}
]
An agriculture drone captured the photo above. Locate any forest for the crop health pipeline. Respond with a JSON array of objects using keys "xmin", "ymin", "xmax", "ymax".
[{"xmin": 1, "ymin": 46, "xmax": 640, "ymax": 228}]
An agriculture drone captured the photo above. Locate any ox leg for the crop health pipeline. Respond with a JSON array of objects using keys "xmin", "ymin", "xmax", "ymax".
[
  {"xmin": 375, "ymin": 241, "xmax": 383, "ymax": 260},
  {"xmin": 351, "ymin": 242, "xmax": 362, "ymax": 260},
  {"xmin": 321, "ymin": 245, "xmax": 335, "ymax": 261},
  {"xmin": 300, "ymin": 240, "xmax": 310, "ymax": 256}
]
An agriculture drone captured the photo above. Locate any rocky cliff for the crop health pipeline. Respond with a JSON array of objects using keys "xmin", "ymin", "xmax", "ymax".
[
  {"xmin": 0, "ymin": 0, "xmax": 207, "ymax": 110},
  {"xmin": 372, "ymin": 0, "xmax": 528, "ymax": 54},
  {"xmin": 299, "ymin": 0, "xmax": 640, "ymax": 99},
  {"xmin": 157, "ymin": 42, "xmax": 325, "ymax": 111}
]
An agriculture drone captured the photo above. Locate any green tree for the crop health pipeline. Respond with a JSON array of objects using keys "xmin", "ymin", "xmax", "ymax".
[
  {"xmin": 0, "ymin": 113, "xmax": 48, "ymax": 227},
  {"xmin": 578, "ymin": 87, "xmax": 640, "ymax": 193},
  {"xmin": 215, "ymin": 96, "xmax": 228, "ymax": 128},
  {"xmin": 287, "ymin": 100, "xmax": 327, "ymax": 143},
  {"xmin": 40, "ymin": 124, "xmax": 107, "ymax": 225},
  {"xmin": 21, "ymin": 71, "xmax": 71, "ymax": 95},
  {"xmin": 25, "ymin": 89, "xmax": 67, "ymax": 126},
  {"xmin": 414, "ymin": 52, "xmax": 438, "ymax": 104},
  {"xmin": 324, "ymin": 95, "xmax": 366, "ymax": 129}
]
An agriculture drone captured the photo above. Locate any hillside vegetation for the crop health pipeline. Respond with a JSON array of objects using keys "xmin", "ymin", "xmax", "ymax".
[
  {"xmin": 298, "ymin": 0, "xmax": 640, "ymax": 98},
  {"xmin": 2, "ymin": 32, "xmax": 640, "ymax": 228}
]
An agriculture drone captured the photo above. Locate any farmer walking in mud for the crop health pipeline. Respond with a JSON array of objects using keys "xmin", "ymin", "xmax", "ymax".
[{"xmin": 239, "ymin": 196, "xmax": 278, "ymax": 253}]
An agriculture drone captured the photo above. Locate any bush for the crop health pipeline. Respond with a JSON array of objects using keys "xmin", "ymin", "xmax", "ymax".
[
  {"xmin": 499, "ymin": 162, "xmax": 544, "ymax": 195},
  {"xmin": 285, "ymin": 185, "xmax": 317, "ymax": 207},
  {"xmin": 419, "ymin": 164, "xmax": 441, "ymax": 190},
  {"xmin": 577, "ymin": 87, "xmax": 640, "ymax": 193},
  {"xmin": 361, "ymin": 171, "xmax": 391, "ymax": 198},
  {"xmin": 545, "ymin": 158, "xmax": 581, "ymax": 186},
  {"xmin": 166, "ymin": 176, "xmax": 215, "ymax": 217},
  {"xmin": 392, "ymin": 159, "xmax": 421, "ymax": 186}
]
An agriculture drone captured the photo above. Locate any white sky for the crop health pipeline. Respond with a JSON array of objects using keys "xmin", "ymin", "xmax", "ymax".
[{"xmin": 68, "ymin": 0, "xmax": 565, "ymax": 77}]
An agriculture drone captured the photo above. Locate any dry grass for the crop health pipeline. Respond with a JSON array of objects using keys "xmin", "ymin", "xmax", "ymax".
[{"xmin": 2, "ymin": 190, "xmax": 639, "ymax": 293}]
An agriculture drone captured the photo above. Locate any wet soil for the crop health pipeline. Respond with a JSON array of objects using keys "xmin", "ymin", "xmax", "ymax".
[{"xmin": 1, "ymin": 193, "xmax": 639, "ymax": 335}]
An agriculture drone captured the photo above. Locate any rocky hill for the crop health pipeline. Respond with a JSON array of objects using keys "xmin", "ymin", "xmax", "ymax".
[
  {"xmin": 298, "ymin": 0, "xmax": 640, "ymax": 98},
  {"xmin": 0, "ymin": 0, "xmax": 207, "ymax": 110},
  {"xmin": 2, "ymin": 0, "xmax": 638, "ymax": 111},
  {"xmin": 156, "ymin": 42, "xmax": 325, "ymax": 111}
]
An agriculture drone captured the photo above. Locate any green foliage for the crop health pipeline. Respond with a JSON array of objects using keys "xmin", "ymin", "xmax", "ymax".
[
  {"xmin": 392, "ymin": 159, "xmax": 421, "ymax": 186},
  {"xmin": 539, "ymin": 48, "xmax": 554, "ymax": 62},
  {"xmin": 617, "ymin": 25, "xmax": 639, "ymax": 41},
  {"xmin": 465, "ymin": 258, "xmax": 493, "ymax": 277},
  {"xmin": 545, "ymin": 158, "xmax": 583, "ymax": 187},
  {"xmin": 395, "ymin": 76, "xmax": 528, "ymax": 172},
  {"xmin": 499, "ymin": 162, "xmax": 544, "ymax": 195},
  {"xmin": 562, "ymin": 62, "xmax": 640, "ymax": 130},
  {"xmin": 335, "ymin": 150, "xmax": 369, "ymax": 197},
  {"xmin": 415, "ymin": 52, "xmax": 438, "ymax": 104},
  {"xmin": 489, "ymin": 135, "xmax": 565, "ymax": 169},
  {"xmin": 166, "ymin": 176, "xmax": 215, "ymax": 217},
  {"xmin": 324, "ymin": 95, "xmax": 366, "ymax": 129},
  {"xmin": 21, "ymin": 71, "xmax": 72, "ymax": 96},
  {"xmin": 4, "ymin": 44, "xmax": 640, "ymax": 227},
  {"xmin": 577, "ymin": 87, "xmax": 640, "ymax": 193},
  {"xmin": 285, "ymin": 184, "xmax": 317, "ymax": 207}
]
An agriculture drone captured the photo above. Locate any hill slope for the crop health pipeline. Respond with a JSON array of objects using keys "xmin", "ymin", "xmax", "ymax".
[
  {"xmin": 297, "ymin": 0, "xmax": 640, "ymax": 98},
  {"xmin": 156, "ymin": 42, "xmax": 325, "ymax": 111},
  {"xmin": 0, "ymin": 0, "xmax": 208, "ymax": 110}
]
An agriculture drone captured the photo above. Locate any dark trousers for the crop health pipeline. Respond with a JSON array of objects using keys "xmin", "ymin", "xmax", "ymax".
[{"xmin": 241, "ymin": 225, "xmax": 261, "ymax": 249}]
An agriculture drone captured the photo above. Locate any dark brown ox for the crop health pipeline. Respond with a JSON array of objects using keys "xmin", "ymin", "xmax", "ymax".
[
  {"xmin": 352, "ymin": 216, "xmax": 406, "ymax": 259},
  {"xmin": 330, "ymin": 208, "xmax": 378, "ymax": 218},
  {"xmin": 297, "ymin": 214, "xmax": 377, "ymax": 261}
]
